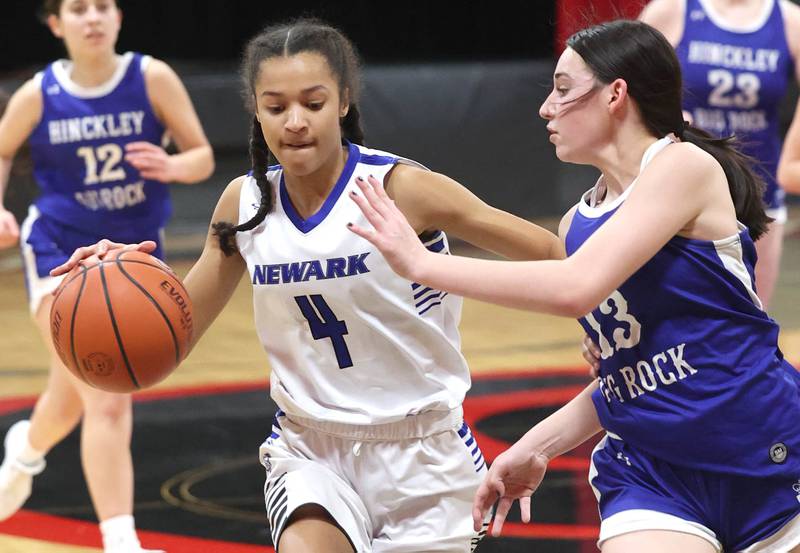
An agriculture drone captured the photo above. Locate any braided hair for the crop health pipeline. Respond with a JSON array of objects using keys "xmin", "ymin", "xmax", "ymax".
[{"xmin": 213, "ymin": 18, "xmax": 366, "ymax": 255}]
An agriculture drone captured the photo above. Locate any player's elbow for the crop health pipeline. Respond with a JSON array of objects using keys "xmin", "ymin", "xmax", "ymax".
[
  {"xmin": 777, "ymin": 161, "xmax": 800, "ymax": 194},
  {"xmin": 194, "ymin": 146, "xmax": 215, "ymax": 183}
]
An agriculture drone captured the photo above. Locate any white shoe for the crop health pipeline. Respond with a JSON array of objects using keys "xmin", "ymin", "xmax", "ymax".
[{"xmin": 0, "ymin": 420, "xmax": 45, "ymax": 521}]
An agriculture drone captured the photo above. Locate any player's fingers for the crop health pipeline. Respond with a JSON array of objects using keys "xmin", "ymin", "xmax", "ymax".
[
  {"xmin": 584, "ymin": 335, "xmax": 601, "ymax": 359},
  {"xmin": 519, "ymin": 496, "xmax": 532, "ymax": 523},
  {"xmin": 355, "ymin": 176, "xmax": 391, "ymax": 219},
  {"xmin": 349, "ymin": 188, "xmax": 384, "ymax": 230},
  {"xmin": 346, "ymin": 221, "xmax": 375, "ymax": 244},
  {"xmin": 122, "ymin": 240, "xmax": 157, "ymax": 253},
  {"xmin": 124, "ymin": 141, "xmax": 160, "ymax": 153},
  {"xmin": 472, "ymin": 482, "xmax": 495, "ymax": 531},
  {"xmin": 491, "ymin": 497, "xmax": 513, "ymax": 536}
]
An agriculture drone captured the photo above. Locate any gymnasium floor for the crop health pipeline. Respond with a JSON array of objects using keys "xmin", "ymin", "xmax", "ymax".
[{"xmin": 0, "ymin": 213, "xmax": 798, "ymax": 553}]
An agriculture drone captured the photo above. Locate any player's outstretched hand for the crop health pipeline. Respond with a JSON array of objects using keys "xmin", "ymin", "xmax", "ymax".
[
  {"xmin": 50, "ymin": 239, "xmax": 157, "ymax": 277},
  {"xmin": 582, "ymin": 334, "xmax": 602, "ymax": 378},
  {"xmin": 0, "ymin": 208, "xmax": 20, "ymax": 250},
  {"xmin": 125, "ymin": 141, "xmax": 175, "ymax": 182},
  {"xmin": 472, "ymin": 441, "xmax": 549, "ymax": 536},
  {"xmin": 347, "ymin": 174, "xmax": 429, "ymax": 281}
]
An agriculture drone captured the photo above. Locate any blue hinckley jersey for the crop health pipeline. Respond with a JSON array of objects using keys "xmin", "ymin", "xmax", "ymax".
[
  {"xmin": 27, "ymin": 52, "xmax": 169, "ymax": 237},
  {"xmin": 566, "ymin": 137, "xmax": 800, "ymax": 477},
  {"xmin": 677, "ymin": 0, "xmax": 794, "ymax": 207}
]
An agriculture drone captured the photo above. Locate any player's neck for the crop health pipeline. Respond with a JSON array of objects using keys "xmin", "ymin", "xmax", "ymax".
[
  {"xmin": 67, "ymin": 52, "xmax": 120, "ymax": 88},
  {"xmin": 594, "ymin": 130, "xmax": 658, "ymax": 201},
  {"xmin": 705, "ymin": 0, "xmax": 767, "ymax": 24},
  {"xmin": 283, "ymin": 144, "xmax": 349, "ymax": 219}
]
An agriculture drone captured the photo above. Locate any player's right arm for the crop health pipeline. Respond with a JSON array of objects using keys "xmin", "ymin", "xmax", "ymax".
[
  {"xmin": 775, "ymin": 0, "xmax": 800, "ymax": 194},
  {"xmin": 0, "ymin": 79, "xmax": 43, "ymax": 249},
  {"xmin": 180, "ymin": 176, "xmax": 247, "ymax": 349},
  {"xmin": 472, "ymin": 381, "xmax": 602, "ymax": 536}
]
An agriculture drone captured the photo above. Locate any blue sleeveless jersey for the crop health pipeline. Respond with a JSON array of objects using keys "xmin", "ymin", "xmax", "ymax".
[
  {"xmin": 27, "ymin": 52, "xmax": 170, "ymax": 238},
  {"xmin": 566, "ymin": 138, "xmax": 800, "ymax": 477},
  {"xmin": 676, "ymin": 0, "xmax": 793, "ymax": 210}
]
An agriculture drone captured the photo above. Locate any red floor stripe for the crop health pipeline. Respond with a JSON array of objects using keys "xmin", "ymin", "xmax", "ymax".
[
  {"xmin": 496, "ymin": 521, "xmax": 599, "ymax": 539},
  {"xmin": 0, "ymin": 510, "xmax": 274, "ymax": 552}
]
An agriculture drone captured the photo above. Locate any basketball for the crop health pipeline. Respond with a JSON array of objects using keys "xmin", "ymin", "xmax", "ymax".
[{"xmin": 49, "ymin": 250, "xmax": 193, "ymax": 393}]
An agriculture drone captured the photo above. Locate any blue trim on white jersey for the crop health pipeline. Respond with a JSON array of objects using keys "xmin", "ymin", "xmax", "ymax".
[
  {"xmin": 359, "ymin": 153, "xmax": 397, "ymax": 166},
  {"xmin": 279, "ymin": 142, "xmax": 360, "ymax": 234}
]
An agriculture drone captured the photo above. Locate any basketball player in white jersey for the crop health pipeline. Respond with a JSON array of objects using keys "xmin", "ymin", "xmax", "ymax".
[{"xmin": 53, "ymin": 18, "xmax": 565, "ymax": 552}]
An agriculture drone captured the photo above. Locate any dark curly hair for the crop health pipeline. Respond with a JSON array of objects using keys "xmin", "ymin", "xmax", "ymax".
[{"xmin": 213, "ymin": 18, "xmax": 366, "ymax": 256}]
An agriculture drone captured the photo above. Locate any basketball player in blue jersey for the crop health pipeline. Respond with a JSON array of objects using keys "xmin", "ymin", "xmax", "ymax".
[
  {"xmin": 350, "ymin": 19, "xmax": 800, "ymax": 553},
  {"xmin": 0, "ymin": 1, "xmax": 213, "ymax": 551},
  {"xmin": 639, "ymin": 0, "xmax": 800, "ymax": 309},
  {"xmin": 52, "ymin": 18, "xmax": 565, "ymax": 553}
]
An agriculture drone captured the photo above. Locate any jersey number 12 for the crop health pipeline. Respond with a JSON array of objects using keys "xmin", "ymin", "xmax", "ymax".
[{"xmin": 294, "ymin": 294, "xmax": 354, "ymax": 369}]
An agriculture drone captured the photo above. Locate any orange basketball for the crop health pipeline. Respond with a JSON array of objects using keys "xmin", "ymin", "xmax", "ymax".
[{"xmin": 50, "ymin": 250, "xmax": 193, "ymax": 393}]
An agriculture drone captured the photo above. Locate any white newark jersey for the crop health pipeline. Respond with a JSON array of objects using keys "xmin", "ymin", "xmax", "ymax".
[{"xmin": 236, "ymin": 142, "xmax": 470, "ymax": 425}]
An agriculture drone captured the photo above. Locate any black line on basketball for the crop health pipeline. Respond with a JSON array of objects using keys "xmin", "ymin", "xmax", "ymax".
[
  {"xmin": 69, "ymin": 265, "xmax": 91, "ymax": 385},
  {"xmin": 116, "ymin": 255, "xmax": 192, "ymax": 299},
  {"xmin": 99, "ymin": 262, "xmax": 140, "ymax": 389},
  {"xmin": 115, "ymin": 258, "xmax": 181, "ymax": 363}
]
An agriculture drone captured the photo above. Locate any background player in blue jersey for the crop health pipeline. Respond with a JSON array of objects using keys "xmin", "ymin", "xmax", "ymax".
[
  {"xmin": 51, "ymin": 18, "xmax": 566, "ymax": 553},
  {"xmin": 639, "ymin": 0, "xmax": 800, "ymax": 309},
  {"xmin": 349, "ymin": 19, "xmax": 800, "ymax": 553},
  {"xmin": 0, "ymin": 1, "xmax": 213, "ymax": 551}
]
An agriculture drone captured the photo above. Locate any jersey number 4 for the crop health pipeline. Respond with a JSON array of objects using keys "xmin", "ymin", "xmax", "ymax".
[{"xmin": 294, "ymin": 295, "xmax": 354, "ymax": 369}]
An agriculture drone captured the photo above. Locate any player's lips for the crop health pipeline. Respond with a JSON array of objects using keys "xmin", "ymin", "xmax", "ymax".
[{"xmin": 283, "ymin": 141, "xmax": 314, "ymax": 150}]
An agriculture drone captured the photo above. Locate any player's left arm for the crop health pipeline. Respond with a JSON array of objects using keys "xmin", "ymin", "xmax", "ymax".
[
  {"xmin": 127, "ymin": 58, "xmax": 214, "ymax": 184},
  {"xmin": 776, "ymin": 0, "xmax": 800, "ymax": 194},
  {"xmin": 385, "ymin": 164, "xmax": 565, "ymax": 261},
  {"xmin": 351, "ymin": 143, "xmax": 716, "ymax": 317}
]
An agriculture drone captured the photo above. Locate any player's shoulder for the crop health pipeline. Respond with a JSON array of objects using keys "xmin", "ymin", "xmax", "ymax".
[
  {"xmin": 779, "ymin": 0, "xmax": 800, "ymax": 61},
  {"xmin": 780, "ymin": 0, "xmax": 800, "ymax": 22},
  {"xmin": 224, "ymin": 174, "xmax": 249, "ymax": 197},
  {"xmin": 642, "ymin": 140, "xmax": 723, "ymax": 195},
  {"xmin": 558, "ymin": 204, "xmax": 580, "ymax": 241},
  {"xmin": 639, "ymin": 0, "xmax": 684, "ymax": 46},
  {"xmin": 2, "ymin": 77, "xmax": 44, "ymax": 123}
]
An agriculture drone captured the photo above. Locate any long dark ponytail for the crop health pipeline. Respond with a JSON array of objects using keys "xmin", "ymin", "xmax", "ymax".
[
  {"xmin": 567, "ymin": 20, "xmax": 771, "ymax": 239},
  {"xmin": 213, "ymin": 18, "xmax": 366, "ymax": 255}
]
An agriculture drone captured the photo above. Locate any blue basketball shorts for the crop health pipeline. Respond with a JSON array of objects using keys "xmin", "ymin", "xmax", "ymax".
[
  {"xmin": 19, "ymin": 205, "xmax": 165, "ymax": 315},
  {"xmin": 589, "ymin": 432, "xmax": 800, "ymax": 552}
]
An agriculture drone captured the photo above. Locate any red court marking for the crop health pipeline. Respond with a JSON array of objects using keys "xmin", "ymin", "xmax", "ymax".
[
  {"xmin": 0, "ymin": 367, "xmax": 595, "ymax": 548},
  {"xmin": 497, "ymin": 521, "xmax": 599, "ymax": 540},
  {"xmin": 463, "ymin": 385, "xmax": 591, "ymax": 471},
  {"xmin": 0, "ymin": 510, "xmax": 274, "ymax": 552}
]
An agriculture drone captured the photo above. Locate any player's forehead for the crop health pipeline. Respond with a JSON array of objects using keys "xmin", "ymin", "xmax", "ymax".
[
  {"xmin": 255, "ymin": 52, "xmax": 338, "ymax": 96},
  {"xmin": 553, "ymin": 47, "xmax": 594, "ymax": 83}
]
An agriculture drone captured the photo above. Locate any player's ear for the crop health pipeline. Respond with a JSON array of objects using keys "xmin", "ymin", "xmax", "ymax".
[
  {"xmin": 607, "ymin": 78, "xmax": 628, "ymax": 114},
  {"xmin": 340, "ymin": 88, "xmax": 350, "ymax": 118},
  {"xmin": 46, "ymin": 14, "xmax": 64, "ymax": 39}
]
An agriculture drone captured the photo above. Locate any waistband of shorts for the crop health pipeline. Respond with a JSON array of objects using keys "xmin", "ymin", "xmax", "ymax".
[{"xmin": 285, "ymin": 406, "xmax": 464, "ymax": 440}]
